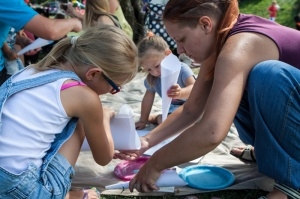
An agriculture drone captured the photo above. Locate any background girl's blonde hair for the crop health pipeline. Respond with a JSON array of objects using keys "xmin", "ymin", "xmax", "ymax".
[
  {"xmin": 163, "ymin": 0, "xmax": 239, "ymax": 80},
  {"xmin": 84, "ymin": 0, "xmax": 111, "ymax": 29},
  {"xmin": 33, "ymin": 24, "xmax": 138, "ymax": 85},
  {"xmin": 137, "ymin": 33, "xmax": 169, "ymax": 87}
]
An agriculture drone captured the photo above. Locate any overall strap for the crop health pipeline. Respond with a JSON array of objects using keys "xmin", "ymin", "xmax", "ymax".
[
  {"xmin": 0, "ymin": 70, "xmax": 80, "ymax": 128},
  {"xmin": 7, "ymin": 70, "xmax": 80, "ymax": 97}
]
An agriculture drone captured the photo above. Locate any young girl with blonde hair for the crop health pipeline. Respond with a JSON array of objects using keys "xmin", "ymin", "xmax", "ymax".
[
  {"xmin": 0, "ymin": 24, "xmax": 138, "ymax": 199},
  {"xmin": 135, "ymin": 32, "xmax": 195, "ymax": 130}
]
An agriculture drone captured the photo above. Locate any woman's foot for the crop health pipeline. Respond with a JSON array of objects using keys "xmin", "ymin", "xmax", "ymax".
[
  {"xmin": 65, "ymin": 187, "xmax": 101, "ymax": 199},
  {"xmin": 261, "ymin": 187, "xmax": 288, "ymax": 199},
  {"xmin": 230, "ymin": 145, "xmax": 256, "ymax": 162}
]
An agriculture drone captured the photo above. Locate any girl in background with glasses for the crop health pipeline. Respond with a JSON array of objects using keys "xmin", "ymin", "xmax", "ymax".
[
  {"xmin": 135, "ymin": 32, "xmax": 196, "ymax": 130},
  {"xmin": 0, "ymin": 24, "xmax": 138, "ymax": 199}
]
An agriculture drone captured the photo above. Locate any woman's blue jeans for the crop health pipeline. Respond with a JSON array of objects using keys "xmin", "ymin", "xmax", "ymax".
[{"xmin": 234, "ymin": 60, "xmax": 300, "ymax": 190}]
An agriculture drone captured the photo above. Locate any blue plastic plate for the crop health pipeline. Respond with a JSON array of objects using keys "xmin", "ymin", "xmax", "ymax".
[{"xmin": 179, "ymin": 165, "xmax": 235, "ymax": 190}]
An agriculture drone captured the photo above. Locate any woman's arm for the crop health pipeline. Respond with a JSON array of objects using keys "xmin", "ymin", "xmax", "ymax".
[{"xmin": 149, "ymin": 31, "xmax": 280, "ymax": 170}]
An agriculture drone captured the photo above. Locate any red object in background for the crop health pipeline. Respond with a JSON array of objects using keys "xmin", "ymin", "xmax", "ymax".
[
  {"xmin": 268, "ymin": 4, "xmax": 278, "ymax": 18},
  {"xmin": 24, "ymin": 0, "xmax": 30, "ymax": 4},
  {"xmin": 23, "ymin": 30, "xmax": 35, "ymax": 41}
]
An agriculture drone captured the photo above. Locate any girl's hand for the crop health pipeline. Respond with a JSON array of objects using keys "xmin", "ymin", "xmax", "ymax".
[
  {"xmin": 6, "ymin": 50, "xmax": 18, "ymax": 60},
  {"xmin": 114, "ymin": 136, "xmax": 149, "ymax": 160},
  {"xmin": 24, "ymin": 47, "xmax": 41, "ymax": 56},
  {"xmin": 167, "ymin": 84, "xmax": 182, "ymax": 99},
  {"xmin": 135, "ymin": 120, "xmax": 147, "ymax": 130},
  {"xmin": 102, "ymin": 107, "xmax": 115, "ymax": 120}
]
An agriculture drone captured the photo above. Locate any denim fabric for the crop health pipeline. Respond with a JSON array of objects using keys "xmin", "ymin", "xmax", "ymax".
[
  {"xmin": 0, "ymin": 153, "xmax": 74, "ymax": 199},
  {"xmin": 0, "ymin": 68, "xmax": 81, "ymax": 198},
  {"xmin": 5, "ymin": 58, "xmax": 24, "ymax": 75},
  {"xmin": 168, "ymin": 104, "xmax": 181, "ymax": 114},
  {"xmin": 234, "ymin": 60, "xmax": 300, "ymax": 190}
]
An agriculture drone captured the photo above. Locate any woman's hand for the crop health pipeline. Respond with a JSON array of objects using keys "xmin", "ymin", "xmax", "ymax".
[
  {"xmin": 129, "ymin": 160, "xmax": 161, "ymax": 192},
  {"xmin": 167, "ymin": 84, "xmax": 182, "ymax": 99},
  {"xmin": 114, "ymin": 136, "xmax": 149, "ymax": 160}
]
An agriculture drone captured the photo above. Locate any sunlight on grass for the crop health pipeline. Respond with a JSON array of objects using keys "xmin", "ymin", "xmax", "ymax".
[{"xmin": 239, "ymin": 0, "xmax": 299, "ymax": 28}]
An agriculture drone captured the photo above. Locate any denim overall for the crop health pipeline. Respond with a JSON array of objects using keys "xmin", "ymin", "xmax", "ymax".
[
  {"xmin": 0, "ymin": 69, "xmax": 81, "ymax": 198},
  {"xmin": 234, "ymin": 60, "xmax": 300, "ymax": 191}
]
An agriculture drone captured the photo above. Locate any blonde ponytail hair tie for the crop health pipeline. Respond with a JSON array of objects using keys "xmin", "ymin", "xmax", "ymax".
[{"xmin": 71, "ymin": 36, "xmax": 78, "ymax": 47}]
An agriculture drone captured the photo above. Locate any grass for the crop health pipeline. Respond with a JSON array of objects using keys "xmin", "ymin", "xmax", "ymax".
[
  {"xmin": 100, "ymin": 1, "xmax": 298, "ymax": 198},
  {"xmin": 239, "ymin": 0, "xmax": 300, "ymax": 28}
]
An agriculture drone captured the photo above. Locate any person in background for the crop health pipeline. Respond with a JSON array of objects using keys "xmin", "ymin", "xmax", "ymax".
[
  {"xmin": 84, "ymin": 0, "xmax": 121, "ymax": 29},
  {"xmin": 0, "ymin": 24, "xmax": 138, "ymax": 199},
  {"xmin": 0, "ymin": 0, "xmax": 82, "ymax": 86},
  {"xmin": 268, "ymin": 1, "xmax": 279, "ymax": 21},
  {"xmin": 1, "ymin": 28, "xmax": 34, "ymax": 75},
  {"xmin": 115, "ymin": 0, "xmax": 300, "ymax": 198},
  {"xmin": 108, "ymin": 0, "xmax": 133, "ymax": 39},
  {"xmin": 135, "ymin": 32, "xmax": 195, "ymax": 129},
  {"xmin": 66, "ymin": 0, "xmax": 131, "ymax": 38}
]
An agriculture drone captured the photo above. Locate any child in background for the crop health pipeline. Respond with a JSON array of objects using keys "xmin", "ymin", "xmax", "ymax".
[
  {"xmin": 2, "ymin": 28, "xmax": 25, "ymax": 75},
  {"xmin": 0, "ymin": 25, "xmax": 138, "ymax": 199},
  {"xmin": 135, "ymin": 32, "xmax": 196, "ymax": 130},
  {"xmin": 268, "ymin": 1, "xmax": 279, "ymax": 21}
]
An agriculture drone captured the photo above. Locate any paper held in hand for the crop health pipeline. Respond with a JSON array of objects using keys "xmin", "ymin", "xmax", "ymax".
[
  {"xmin": 81, "ymin": 104, "xmax": 141, "ymax": 151},
  {"xmin": 161, "ymin": 53, "xmax": 181, "ymax": 122},
  {"xmin": 110, "ymin": 104, "xmax": 141, "ymax": 150},
  {"xmin": 17, "ymin": 38, "xmax": 54, "ymax": 56}
]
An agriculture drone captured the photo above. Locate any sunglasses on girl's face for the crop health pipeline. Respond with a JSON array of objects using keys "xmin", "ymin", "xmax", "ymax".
[{"xmin": 102, "ymin": 74, "xmax": 122, "ymax": 94}]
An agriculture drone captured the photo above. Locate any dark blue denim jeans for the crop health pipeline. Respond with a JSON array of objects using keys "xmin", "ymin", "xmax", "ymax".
[{"xmin": 234, "ymin": 60, "xmax": 300, "ymax": 190}]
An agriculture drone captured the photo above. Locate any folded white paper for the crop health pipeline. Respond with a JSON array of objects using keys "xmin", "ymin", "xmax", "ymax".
[
  {"xmin": 110, "ymin": 104, "xmax": 141, "ymax": 150},
  {"xmin": 105, "ymin": 169, "xmax": 187, "ymax": 190},
  {"xmin": 81, "ymin": 104, "xmax": 141, "ymax": 151},
  {"xmin": 17, "ymin": 38, "xmax": 54, "ymax": 56},
  {"xmin": 161, "ymin": 54, "xmax": 181, "ymax": 121},
  {"xmin": 136, "ymin": 130, "xmax": 202, "ymax": 162}
]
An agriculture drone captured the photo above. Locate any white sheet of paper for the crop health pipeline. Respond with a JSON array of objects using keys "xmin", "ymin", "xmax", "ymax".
[
  {"xmin": 110, "ymin": 104, "xmax": 141, "ymax": 150},
  {"xmin": 137, "ymin": 130, "xmax": 174, "ymax": 156},
  {"xmin": 136, "ymin": 130, "xmax": 202, "ymax": 162},
  {"xmin": 17, "ymin": 38, "xmax": 54, "ymax": 55},
  {"xmin": 161, "ymin": 53, "xmax": 181, "ymax": 121},
  {"xmin": 81, "ymin": 104, "xmax": 141, "ymax": 151},
  {"xmin": 143, "ymin": 135, "xmax": 177, "ymax": 156},
  {"xmin": 137, "ymin": 129, "xmax": 173, "ymax": 156},
  {"xmin": 105, "ymin": 169, "xmax": 187, "ymax": 190}
]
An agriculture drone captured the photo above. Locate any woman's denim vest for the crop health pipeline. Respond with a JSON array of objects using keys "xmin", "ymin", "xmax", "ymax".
[{"xmin": 0, "ymin": 69, "xmax": 81, "ymax": 194}]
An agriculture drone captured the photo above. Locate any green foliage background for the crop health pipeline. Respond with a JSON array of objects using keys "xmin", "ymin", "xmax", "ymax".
[{"xmin": 239, "ymin": 0, "xmax": 300, "ymax": 28}]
